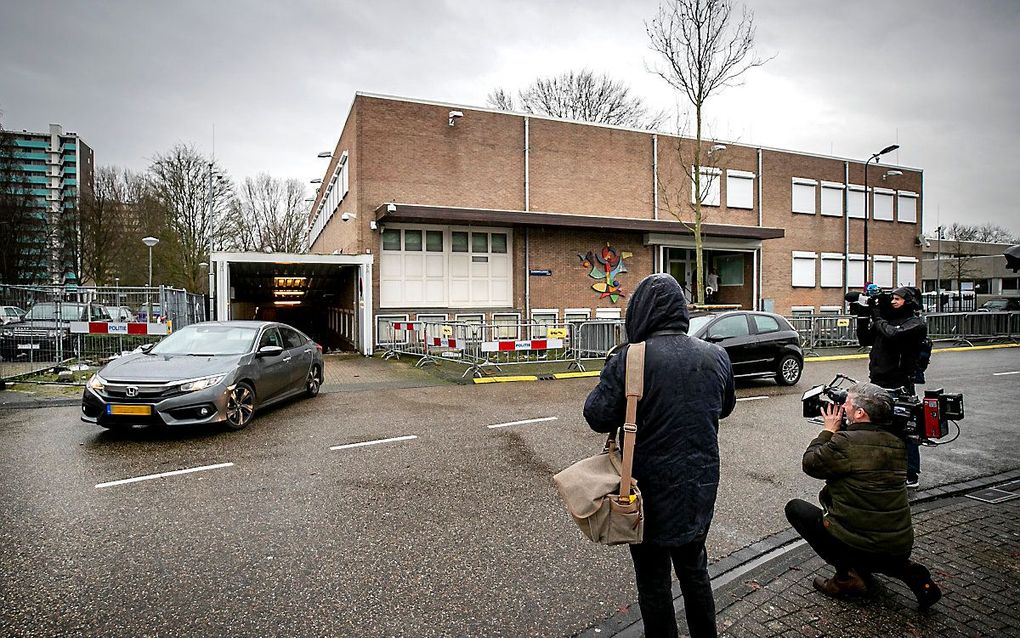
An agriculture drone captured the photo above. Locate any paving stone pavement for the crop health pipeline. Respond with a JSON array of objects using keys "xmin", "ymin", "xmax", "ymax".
[{"xmin": 713, "ymin": 491, "xmax": 1020, "ymax": 638}]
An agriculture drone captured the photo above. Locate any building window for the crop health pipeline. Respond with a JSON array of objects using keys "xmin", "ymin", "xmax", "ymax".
[
  {"xmin": 726, "ymin": 170, "xmax": 754, "ymax": 209},
  {"xmin": 896, "ymin": 256, "xmax": 918, "ymax": 287},
  {"xmin": 404, "ymin": 230, "xmax": 422, "ymax": 251},
  {"xmin": 595, "ymin": 307, "xmax": 622, "ymax": 319},
  {"xmin": 790, "ymin": 306, "xmax": 814, "ymax": 317},
  {"xmin": 819, "ymin": 306, "xmax": 842, "ymax": 315},
  {"xmin": 382, "ymin": 229, "xmax": 401, "ymax": 251},
  {"xmin": 847, "ymin": 185, "xmax": 865, "ymax": 219},
  {"xmin": 1002, "ymin": 277, "xmax": 1019, "ymax": 292},
  {"xmin": 792, "ymin": 178, "xmax": 817, "ymax": 214},
  {"xmin": 792, "ymin": 251, "xmax": 817, "ymax": 287},
  {"xmin": 425, "ymin": 230, "xmax": 444, "ymax": 252},
  {"xmin": 690, "ymin": 166, "xmax": 721, "ymax": 207},
  {"xmin": 375, "ymin": 314, "xmax": 409, "ymax": 346},
  {"xmin": 451, "ymin": 231, "xmax": 469, "ymax": 252},
  {"xmin": 529, "ymin": 309, "xmax": 558, "ymax": 338},
  {"xmin": 491, "ymin": 233, "xmax": 507, "ymax": 253},
  {"xmin": 492, "ymin": 313, "xmax": 521, "ymax": 339},
  {"xmin": 896, "ymin": 191, "xmax": 918, "ymax": 223},
  {"xmin": 820, "ymin": 253, "xmax": 844, "ymax": 288},
  {"xmin": 873, "ymin": 255, "xmax": 895, "ymax": 287},
  {"xmin": 564, "ymin": 308, "xmax": 590, "ymax": 323},
  {"xmin": 820, "ymin": 182, "xmax": 844, "ymax": 217},
  {"xmin": 873, "ymin": 188, "xmax": 894, "ymax": 221},
  {"xmin": 848, "ymin": 253, "xmax": 865, "ymax": 288},
  {"xmin": 716, "ymin": 254, "xmax": 744, "ymax": 286}
]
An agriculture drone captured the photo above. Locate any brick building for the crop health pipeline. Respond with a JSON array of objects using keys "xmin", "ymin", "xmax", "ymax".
[{"xmin": 306, "ymin": 92, "xmax": 924, "ymax": 342}]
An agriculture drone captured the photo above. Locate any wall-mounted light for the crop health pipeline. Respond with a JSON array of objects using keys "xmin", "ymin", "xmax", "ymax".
[
  {"xmin": 386, "ymin": 203, "xmax": 397, "ymax": 213},
  {"xmin": 310, "ymin": 178, "xmax": 322, "ymax": 184},
  {"xmin": 448, "ymin": 110, "xmax": 464, "ymax": 126},
  {"xmin": 882, "ymin": 170, "xmax": 903, "ymax": 181},
  {"xmin": 369, "ymin": 220, "xmax": 378, "ymax": 230},
  {"xmin": 274, "ymin": 300, "xmax": 301, "ymax": 306},
  {"xmin": 709, "ymin": 144, "xmax": 727, "ymax": 154},
  {"xmin": 341, "ymin": 212, "xmax": 356, "ymax": 222},
  {"xmin": 317, "ymin": 152, "xmax": 332, "ymax": 158}
]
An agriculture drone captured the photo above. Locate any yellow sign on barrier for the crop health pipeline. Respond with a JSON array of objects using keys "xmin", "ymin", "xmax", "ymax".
[
  {"xmin": 441, "ymin": 325, "xmax": 453, "ymax": 337},
  {"xmin": 837, "ymin": 318, "xmax": 850, "ymax": 327},
  {"xmin": 547, "ymin": 328, "xmax": 567, "ymax": 339}
]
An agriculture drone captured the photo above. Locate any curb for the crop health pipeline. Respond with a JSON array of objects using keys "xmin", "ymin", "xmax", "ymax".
[{"xmin": 580, "ymin": 466, "xmax": 1020, "ymax": 638}]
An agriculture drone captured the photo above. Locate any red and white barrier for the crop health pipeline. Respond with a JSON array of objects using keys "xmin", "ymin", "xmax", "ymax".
[
  {"xmin": 481, "ymin": 339, "xmax": 563, "ymax": 353},
  {"xmin": 390, "ymin": 322, "xmax": 421, "ymax": 331},
  {"xmin": 429, "ymin": 337, "xmax": 460, "ymax": 349},
  {"xmin": 70, "ymin": 322, "xmax": 170, "ymax": 336}
]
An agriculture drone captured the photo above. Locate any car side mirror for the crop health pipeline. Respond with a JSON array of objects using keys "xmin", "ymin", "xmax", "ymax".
[
  {"xmin": 139, "ymin": 343, "xmax": 155, "ymax": 353},
  {"xmin": 257, "ymin": 345, "xmax": 284, "ymax": 358}
]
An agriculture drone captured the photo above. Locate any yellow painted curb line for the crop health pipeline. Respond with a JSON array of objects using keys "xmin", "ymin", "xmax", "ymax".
[
  {"xmin": 552, "ymin": 371, "xmax": 601, "ymax": 379},
  {"xmin": 473, "ymin": 375, "xmax": 538, "ymax": 384},
  {"xmin": 807, "ymin": 342, "xmax": 1019, "ymax": 363}
]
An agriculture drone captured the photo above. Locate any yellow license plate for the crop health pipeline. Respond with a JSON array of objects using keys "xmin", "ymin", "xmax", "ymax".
[{"xmin": 108, "ymin": 404, "xmax": 152, "ymax": 416}]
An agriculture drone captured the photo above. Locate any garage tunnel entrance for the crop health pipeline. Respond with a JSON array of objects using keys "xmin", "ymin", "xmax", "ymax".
[{"xmin": 210, "ymin": 252, "xmax": 374, "ymax": 355}]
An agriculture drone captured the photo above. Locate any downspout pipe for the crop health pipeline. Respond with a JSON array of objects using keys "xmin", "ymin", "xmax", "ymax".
[
  {"xmin": 524, "ymin": 116, "xmax": 530, "ymax": 317},
  {"xmin": 843, "ymin": 161, "xmax": 850, "ymax": 300},
  {"xmin": 756, "ymin": 147, "xmax": 763, "ymax": 310},
  {"xmin": 653, "ymin": 134, "xmax": 659, "ymax": 221}
]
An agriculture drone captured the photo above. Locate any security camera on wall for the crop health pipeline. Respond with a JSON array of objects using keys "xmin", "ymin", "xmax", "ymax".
[
  {"xmin": 341, "ymin": 212, "xmax": 354, "ymax": 222},
  {"xmin": 386, "ymin": 203, "xmax": 396, "ymax": 213}
]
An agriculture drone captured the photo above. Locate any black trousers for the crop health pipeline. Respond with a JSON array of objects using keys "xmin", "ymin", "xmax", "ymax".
[
  {"xmin": 628, "ymin": 532, "xmax": 716, "ymax": 638},
  {"xmin": 784, "ymin": 499, "xmax": 917, "ymax": 580}
]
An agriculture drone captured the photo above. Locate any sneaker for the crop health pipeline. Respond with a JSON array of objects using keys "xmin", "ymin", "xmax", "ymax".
[{"xmin": 906, "ymin": 477, "xmax": 920, "ymax": 489}]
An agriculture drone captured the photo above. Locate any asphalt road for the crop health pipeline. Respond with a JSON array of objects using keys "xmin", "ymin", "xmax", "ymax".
[{"xmin": 1, "ymin": 348, "xmax": 1018, "ymax": 637}]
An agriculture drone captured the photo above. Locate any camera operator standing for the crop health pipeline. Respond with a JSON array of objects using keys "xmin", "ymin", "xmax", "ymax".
[
  {"xmin": 858, "ymin": 286, "xmax": 928, "ymax": 487},
  {"xmin": 785, "ymin": 383, "xmax": 941, "ymax": 609}
]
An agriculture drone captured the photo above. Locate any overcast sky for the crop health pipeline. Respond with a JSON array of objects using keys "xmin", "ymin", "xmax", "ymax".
[{"xmin": 2, "ymin": 0, "xmax": 1018, "ymax": 236}]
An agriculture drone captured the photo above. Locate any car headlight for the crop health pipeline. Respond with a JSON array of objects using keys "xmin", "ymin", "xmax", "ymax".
[
  {"xmin": 179, "ymin": 374, "xmax": 227, "ymax": 392},
  {"xmin": 1, "ymin": 329, "xmax": 11, "ymax": 337},
  {"xmin": 47, "ymin": 330, "xmax": 58, "ymax": 338},
  {"xmin": 87, "ymin": 374, "xmax": 106, "ymax": 392}
]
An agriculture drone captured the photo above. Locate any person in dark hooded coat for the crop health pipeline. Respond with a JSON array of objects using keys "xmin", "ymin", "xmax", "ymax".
[
  {"xmin": 584, "ymin": 273, "xmax": 735, "ymax": 638},
  {"xmin": 860, "ymin": 286, "xmax": 928, "ymax": 486}
]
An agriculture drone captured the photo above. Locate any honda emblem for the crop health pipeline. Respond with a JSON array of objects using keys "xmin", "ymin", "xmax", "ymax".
[{"xmin": 126, "ymin": 386, "xmax": 138, "ymax": 397}]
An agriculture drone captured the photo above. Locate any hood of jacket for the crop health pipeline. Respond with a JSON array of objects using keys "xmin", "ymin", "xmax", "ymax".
[{"xmin": 625, "ymin": 273, "xmax": 689, "ymax": 343}]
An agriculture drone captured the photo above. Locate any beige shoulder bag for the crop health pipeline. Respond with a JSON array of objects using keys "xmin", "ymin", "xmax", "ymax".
[{"xmin": 553, "ymin": 342, "xmax": 645, "ymax": 545}]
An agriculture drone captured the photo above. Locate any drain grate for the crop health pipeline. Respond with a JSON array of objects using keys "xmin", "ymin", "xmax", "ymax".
[{"xmin": 966, "ymin": 487, "xmax": 1020, "ymax": 504}]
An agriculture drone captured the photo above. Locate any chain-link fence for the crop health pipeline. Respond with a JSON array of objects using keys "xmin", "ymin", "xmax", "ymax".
[{"xmin": 0, "ymin": 284, "xmax": 206, "ymax": 384}]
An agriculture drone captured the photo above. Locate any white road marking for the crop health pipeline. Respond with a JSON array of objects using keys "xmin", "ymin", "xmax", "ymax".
[
  {"xmin": 992, "ymin": 371, "xmax": 1020, "ymax": 376},
  {"xmin": 487, "ymin": 416, "xmax": 559, "ymax": 429},
  {"xmin": 330, "ymin": 435, "xmax": 418, "ymax": 451},
  {"xmin": 736, "ymin": 396, "xmax": 769, "ymax": 402},
  {"xmin": 95, "ymin": 462, "xmax": 234, "ymax": 489}
]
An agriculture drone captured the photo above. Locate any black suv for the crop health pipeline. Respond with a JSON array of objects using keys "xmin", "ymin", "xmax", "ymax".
[
  {"xmin": 687, "ymin": 310, "xmax": 804, "ymax": 385},
  {"xmin": 0, "ymin": 302, "xmax": 111, "ymax": 361}
]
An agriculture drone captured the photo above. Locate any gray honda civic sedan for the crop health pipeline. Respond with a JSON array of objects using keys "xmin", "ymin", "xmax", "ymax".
[{"xmin": 82, "ymin": 321, "xmax": 323, "ymax": 431}]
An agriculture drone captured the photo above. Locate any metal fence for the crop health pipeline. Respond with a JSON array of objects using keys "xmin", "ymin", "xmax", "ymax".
[
  {"xmin": 377, "ymin": 318, "xmax": 627, "ymax": 377},
  {"xmin": 0, "ymin": 284, "xmax": 206, "ymax": 384}
]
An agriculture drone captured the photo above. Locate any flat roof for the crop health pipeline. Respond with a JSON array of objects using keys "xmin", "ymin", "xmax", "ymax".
[{"xmin": 374, "ymin": 203, "xmax": 785, "ymax": 241}]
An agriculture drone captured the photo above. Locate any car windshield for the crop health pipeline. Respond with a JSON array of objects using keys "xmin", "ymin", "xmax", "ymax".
[
  {"xmin": 983, "ymin": 301, "xmax": 1005, "ymax": 309},
  {"xmin": 687, "ymin": 315, "xmax": 715, "ymax": 336},
  {"xmin": 26, "ymin": 303, "xmax": 86, "ymax": 320},
  {"xmin": 149, "ymin": 324, "xmax": 258, "ymax": 355}
]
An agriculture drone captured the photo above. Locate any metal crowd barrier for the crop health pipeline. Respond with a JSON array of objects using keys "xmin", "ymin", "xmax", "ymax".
[
  {"xmin": 378, "ymin": 318, "xmax": 629, "ymax": 377},
  {"xmin": 795, "ymin": 311, "xmax": 1020, "ymax": 353}
]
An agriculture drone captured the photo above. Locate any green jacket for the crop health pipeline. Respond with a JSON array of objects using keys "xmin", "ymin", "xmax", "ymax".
[{"xmin": 802, "ymin": 423, "xmax": 913, "ymax": 555}]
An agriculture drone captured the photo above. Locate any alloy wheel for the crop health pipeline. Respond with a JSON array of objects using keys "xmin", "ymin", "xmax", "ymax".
[{"xmin": 225, "ymin": 383, "xmax": 255, "ymax": 429}]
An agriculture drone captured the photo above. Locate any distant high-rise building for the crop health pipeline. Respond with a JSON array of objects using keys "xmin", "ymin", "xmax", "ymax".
[{"xmin": 3, "ymin": 123, "xmax": 94, "ymax": 283}]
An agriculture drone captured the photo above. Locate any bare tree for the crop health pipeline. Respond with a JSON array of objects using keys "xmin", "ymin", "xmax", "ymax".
[
  {"xmin": 79, "ymin": 166, "xmax": 130, "ymax": 284},
  {"xmin": 944, "ymin": 222, "xmax": 1018, "ymax": 244},
  {"xmin": 487, "ymin": 69, "xmax": 665, "ymax": 129},
  {"xmin": 647, "ymin": 0, "xmax": 770, "ymax": 304},
  {"xmin": 229, "ymin": 174, "xmax": 308, "ymax": 253},
  {"xmin": 147, "ymin": 145, "xmax": 233, "ymax": 292}
]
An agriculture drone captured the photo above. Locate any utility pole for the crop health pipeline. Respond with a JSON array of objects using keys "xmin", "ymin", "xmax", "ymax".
[{"xmin": 206, "ymin": 161, "xmax": 215, "ymax": 321}]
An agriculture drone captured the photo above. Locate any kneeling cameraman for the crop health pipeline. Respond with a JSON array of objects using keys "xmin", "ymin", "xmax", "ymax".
[{"xmin": 784, "ymin": 382, "xmax": 941, "ymax": 609}]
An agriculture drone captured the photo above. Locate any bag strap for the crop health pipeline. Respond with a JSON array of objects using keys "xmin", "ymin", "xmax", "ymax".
[{"xmin": 618, "ymin": 342, "xmax": 645, "ymax": 501}]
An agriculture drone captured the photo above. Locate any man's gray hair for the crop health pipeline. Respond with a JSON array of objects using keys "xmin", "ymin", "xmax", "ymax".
[{"xmin": 847, "ymin": 382, "xmax": 893, "ymax": 422}]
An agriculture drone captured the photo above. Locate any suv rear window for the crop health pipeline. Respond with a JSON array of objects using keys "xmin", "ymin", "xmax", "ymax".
[{"xmin": 752, "ymin": 314, "xmax": 781, "ymax": 334}]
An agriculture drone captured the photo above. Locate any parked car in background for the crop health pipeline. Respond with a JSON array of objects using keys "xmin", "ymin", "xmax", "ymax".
[
  {"xmin": 1, "ymin": 306, "xmax": 27, "ymax": 325},
  {"xmin": 687, "ymin": 310, "xmax": 804, "ymax": 385},
  {"xmin": 104, "ymin": 305, "xmax": 135, "ymax": 322},
  {"xmin": 136, "ymin": 303, "xmax": 164, "ymax": 323},
  {"xmin": 82, "ymin": 321, "xmax": 324, "ymax": 431},
  {"xmin": 0, "ymin": 302, "xmax": 111, "ymax": 360},
  {"xmin": 977, "ymin": 298, "xmax": 1020, "ymax": 312}
]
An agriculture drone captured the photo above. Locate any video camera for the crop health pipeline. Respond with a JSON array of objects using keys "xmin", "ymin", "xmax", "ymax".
[{"xmin": 801, "ymin": 374, "xmax": 964, "ymax": 446}]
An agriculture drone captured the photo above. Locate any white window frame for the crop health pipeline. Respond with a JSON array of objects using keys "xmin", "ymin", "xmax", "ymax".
[
  {"xmin": 819, "ymin": 306, "xmax": 842, "ymax": 315},
  {"xmin": 873, "ymin": 187, "xmax": 894, "ymax": 221},
  {"xmin": 896, "ymin": 191, "xmax": 918, "ymax": 223},
  {"xmin": 896, "ymin": 256, "xmax": 918, "ymax": 287},
  {"xmin": 847, "ymin": 184, "xmax": 866, "ymax": 219},
  {"xmin": 873, "ymin": 255, "xmax": 895, "ymax": 288},
  {"xmin": 595, "ymin": 307, "xmax": 622, "ymax": 320},
  {"xmin": 792, "ymin": 178, "xmax": 817, "ymax": 215},
  {"xmin": 491, "ymin": 312, "xmax": 521, "ymax": 340},
  {"xmin": 820, "ymin": 181, "xmax": 844, "ymax": 217},
  {"xmin": 820, "ymin": 252, "xmax": 844, "ymax": 288},
  {"xmin": 375, "ymin": 313, "xmax": 409, "ymax": 346},
  {"xmin": 564, "ymin": 308, "xmax": 590, "ymax": 322},
  {"xmin": 792, "ymin": 251, "xmax": 818, "ymax": 288},
  {"xmin": 726, "ymin": 170, "xmax": 754, "ymax": 210},
  {"xmin": 530, "ymin": 309, "xmax": 558, "ymax": 339},
  {"xmin": 790, "ymin": 305, "xmax": 815, "ymax": 317},
  {"xmin": 691, "ymin": 166, "xmax": 722, "ymax": 207}
]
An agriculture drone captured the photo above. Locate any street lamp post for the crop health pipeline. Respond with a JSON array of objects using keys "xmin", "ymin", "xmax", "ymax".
[
  {"xmin": 142, "ymin": 236, "xmax": 159, "ymax": 323},
  {"xmin": 863, "ymin": 144, "xmax": 900, "ymax": 284},
  {"xmin": 935, "ymin": 225, "xmax": 944, "ymax": 310}
]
